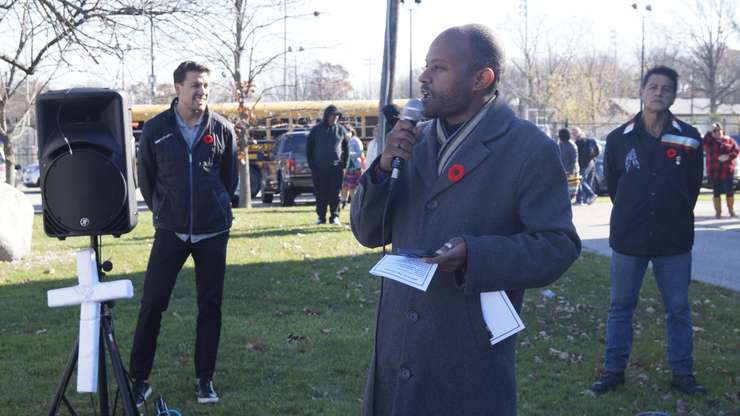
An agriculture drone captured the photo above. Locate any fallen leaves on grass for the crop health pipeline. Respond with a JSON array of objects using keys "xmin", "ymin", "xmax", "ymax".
[
  {"xmin": 548, "ymin": 347, "xmax": 582, "ymax": 363},
  {"xmin": 246, "ymin": 341, "xmax": 264, "ymax": 352}
]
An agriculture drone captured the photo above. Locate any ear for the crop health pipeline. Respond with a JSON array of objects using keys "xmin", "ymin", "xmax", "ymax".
[
  {"xmin": 473, "ymin": 68, "xmax": 495, "ymax": 92},
  {"xmin": 174, "ymin": 83, "xmax": 182, "ymax": 94}
]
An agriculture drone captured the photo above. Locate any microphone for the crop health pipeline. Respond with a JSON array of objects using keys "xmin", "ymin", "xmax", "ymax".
[{"xmin": 391, "ymin": 98, "xmax": 424, "ymax": 180}]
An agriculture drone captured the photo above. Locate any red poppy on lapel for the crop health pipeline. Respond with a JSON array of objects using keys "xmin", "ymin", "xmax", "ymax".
[
  {"xmin": 447, "ymin": 164, "xmax": 465, "ymax": 183},
  {"xmin": 665, "ymin": 148, "xmax": 677, "ymax": 158},
  {"xmin": 202, "ymin": 134, "xmax": 214, "ymax": 144}
]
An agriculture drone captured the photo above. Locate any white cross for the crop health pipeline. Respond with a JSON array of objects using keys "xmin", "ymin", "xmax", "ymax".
[{"xmin": 47, "ymin": 249, "xmax": 134, "ymax": 393}]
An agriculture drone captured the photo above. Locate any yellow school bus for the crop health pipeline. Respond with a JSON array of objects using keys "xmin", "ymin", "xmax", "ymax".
[{"xmin": 129, "ymin": 99, "xmax": 406, "ymax": 197}]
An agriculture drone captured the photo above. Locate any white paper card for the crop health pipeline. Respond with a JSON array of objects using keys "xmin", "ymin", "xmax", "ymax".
[
  {"xmin": 480, "ymin": 291, "xmax": 525, "ymax": 346},
  {"xmin": 369, "ymin": 255, "xmax": 438, "ymax": 291}
]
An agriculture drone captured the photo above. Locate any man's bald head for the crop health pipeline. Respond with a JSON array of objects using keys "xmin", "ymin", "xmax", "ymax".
[{"xmin": 438, "ymin": 24, "xmax": 506, "ymax": 93}]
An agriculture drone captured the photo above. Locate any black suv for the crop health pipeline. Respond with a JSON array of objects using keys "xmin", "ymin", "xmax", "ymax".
[{"xmin": 260, "ymin": 131, "xmax": 313, "ymax": 206}]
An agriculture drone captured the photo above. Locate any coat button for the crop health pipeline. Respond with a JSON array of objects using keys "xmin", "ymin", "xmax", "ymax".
[
  {"xmin": 407, "ymin": 311, "xmax": 419, "ymax": 322},
  {"xmin": 399, "ymin": 367, "xmax": 412, "ymax": 380},
  {"xmin": 426, "ymin": 200, "xmax": 438, "ymax": 210},
  {"xmin": 651, "ymin": 192, "xmax": 656, "ymax": 196}
]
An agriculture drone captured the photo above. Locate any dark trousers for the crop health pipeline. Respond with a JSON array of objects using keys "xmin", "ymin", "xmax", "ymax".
[
  {"xmin": 129, "ymin": 229, "xmax": 229, "ymax": 381},
  {"xmin": 313, "ymin": 167, "xmax": 343, "ymax": 221}
]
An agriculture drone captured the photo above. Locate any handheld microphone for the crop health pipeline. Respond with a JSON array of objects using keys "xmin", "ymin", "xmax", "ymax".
[{"xmin": 391, "ymin": 98, "xmax": 425, "ymax": 180}]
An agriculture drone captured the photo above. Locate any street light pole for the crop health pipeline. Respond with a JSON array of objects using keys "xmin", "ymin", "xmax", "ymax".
[
  {"xmin": 149, "ymin": 15, "xmax": 156, "ymax": 104},
  {"xmin": 408, "ymin": 8, "xmax": 413, "ymax": 98},
  {"xmin": 283, "ymin": 0, "xmax": 287, "ymax": 101},
  {"xmin": 632, "ymin": 3, "xmax": 652, "ymax": 108}
]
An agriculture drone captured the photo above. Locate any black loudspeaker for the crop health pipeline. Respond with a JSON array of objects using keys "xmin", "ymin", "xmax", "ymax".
[{"xmin": 36, "ymin": 88, "xmax": 138, "ymax": 239}]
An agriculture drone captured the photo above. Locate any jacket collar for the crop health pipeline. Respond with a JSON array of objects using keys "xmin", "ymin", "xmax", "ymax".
[
  {"xmin": 413, "ymin": 95, "xmax": 516, "ymax": 199},
  {"xmin": 624, "ymin": 111, "xmax": 682, "ymax": 136}
]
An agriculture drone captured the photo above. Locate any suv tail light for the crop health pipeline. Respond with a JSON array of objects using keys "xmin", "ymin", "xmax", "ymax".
[{"xmin": 287, "ymin": 154, "xmax": 295, "ymax": 173}]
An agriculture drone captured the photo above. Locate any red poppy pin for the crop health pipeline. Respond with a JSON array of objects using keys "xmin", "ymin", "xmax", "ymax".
[
  {"xmin": 666, "ymin": 148, "xmax": 677, "ymax": 158},
  {"xmin": 447, "ymin": 164, "xmax": 465, "ymax": 183},
  {"xmin": 202, "ymin": 134, "xmax": 214, "ymax": 144}
]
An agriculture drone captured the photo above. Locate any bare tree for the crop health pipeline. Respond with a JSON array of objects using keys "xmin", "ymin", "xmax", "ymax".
[
  {"xmin": 0, "ymin": 0, "xmax": 199, "ymax": 185},
  {"xmin": 679, "ymin": 0, "xmax": 740, "ymax": 115},
  {"xmin": 177, "ymin": 0, "xmax": 316, "ymax": 208},
  {"xmin": 303, "ymin": 62, "xmax": 353, "ymax": 100}
]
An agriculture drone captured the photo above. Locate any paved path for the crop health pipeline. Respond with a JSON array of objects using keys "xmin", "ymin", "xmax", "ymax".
[{"xmin": 573, "ymin": 199, "xmax": 740, "ymax": 292}]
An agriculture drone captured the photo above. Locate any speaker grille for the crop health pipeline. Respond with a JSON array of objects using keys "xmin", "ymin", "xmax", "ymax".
[{"xmin": 42, "ymin": 149, "xmax": 127, "ymax": 236}]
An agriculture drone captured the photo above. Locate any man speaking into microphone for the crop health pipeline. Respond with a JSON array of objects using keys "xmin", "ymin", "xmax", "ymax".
[{"xmin": 350, "ymin": 25, "xmax": 580, "ymax": 416}]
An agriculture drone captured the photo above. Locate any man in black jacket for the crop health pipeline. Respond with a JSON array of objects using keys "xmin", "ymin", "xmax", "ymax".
[
  {"xmin": 306, "ymin": 105, "xmax": 348, "ymax": 224},
  {"xmin": 591, "ymin": 66, "xmax": 706, "ymax": 396},
  {"xmin": 130, "ymin": 61, "xmax": 237, "ymax": 406}
]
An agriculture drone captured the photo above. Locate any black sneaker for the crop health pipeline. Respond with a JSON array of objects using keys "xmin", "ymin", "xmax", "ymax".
[
  {"xmin": 590, "ymin": 371, "xmax": 625, "ymax": 395},
  {"xmin": 131, "ymin": 379, "xmax": 152, "ymax": 408},
  {"xmin": 671, "ymin": 374, "xmax": 707, "ymax": 395},
  {"xmin": 196, "ymin": 378, "xmax": 219, "ymax": 404}
]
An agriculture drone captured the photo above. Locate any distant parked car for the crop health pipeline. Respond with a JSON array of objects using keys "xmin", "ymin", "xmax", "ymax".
[
  {"xmin": 260, "ymin": 131, "xmax": 314, "ymax": 206},
  {"xmin": 22, "ymin": 162, "xmax": 40, "ymax": 187}
]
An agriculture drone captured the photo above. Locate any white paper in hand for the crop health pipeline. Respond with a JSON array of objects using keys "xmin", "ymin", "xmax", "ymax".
[
  {"xmin": 480, "ymin": 291, "xmax": 525, "ymax": 346},
  {"xmin": 369, "ymin": 255, "xmax": 438, "ymax": 291}
]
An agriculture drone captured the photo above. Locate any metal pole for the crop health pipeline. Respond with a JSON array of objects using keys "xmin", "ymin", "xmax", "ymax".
[
  {"xmin": 149, "ymin": 15, "xmax": 155, "ymax": 104},
  {"xmin": 283, "ymin": 0, "xmax": 287, "ymax": 101},
  {"xmin": 408, "ymin": 8, "xmax": 413, "ymax": 98}
]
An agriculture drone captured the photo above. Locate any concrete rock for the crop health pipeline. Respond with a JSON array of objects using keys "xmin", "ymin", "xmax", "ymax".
[{"xmin": 0, "ymin": 183, "xmax": 34, "ymax": 261}]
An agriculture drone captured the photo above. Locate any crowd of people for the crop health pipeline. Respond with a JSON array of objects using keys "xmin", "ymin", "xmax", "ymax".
[{"xmin": 128, "ymin": 21, "xmax": 734, "ymax": 415}]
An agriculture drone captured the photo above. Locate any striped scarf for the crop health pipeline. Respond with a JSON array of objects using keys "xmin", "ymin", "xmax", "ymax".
[{"xmin": 434, "ymin": 96, "xmax": 496, "ymax": 175}]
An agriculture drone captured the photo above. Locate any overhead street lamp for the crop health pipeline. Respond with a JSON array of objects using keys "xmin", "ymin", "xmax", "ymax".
[
  {"xmin": 631, "ymin": 3, "xmax": 652, "ymax": 91},
  {"xmin": 288, "ymin": 46, "xmax": 305, "ymax": 101},
  {"xmin": 283, "ymin": 3, "xmax": 321, "ymax": 101}
]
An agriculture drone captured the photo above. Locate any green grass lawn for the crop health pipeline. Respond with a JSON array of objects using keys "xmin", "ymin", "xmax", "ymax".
[{"xmin": 1, "ymin": 206, "xmax": 737, "ymax": 415}]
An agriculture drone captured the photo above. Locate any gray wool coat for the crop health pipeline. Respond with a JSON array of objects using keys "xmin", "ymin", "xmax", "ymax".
[{"xmin": 350, "ymin": 97, "xmax": 581, "ymax": 416}]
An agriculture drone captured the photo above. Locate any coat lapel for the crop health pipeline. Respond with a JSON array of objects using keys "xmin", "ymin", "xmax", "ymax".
[
  {"xmin": 412, "ymin": 121, "xmax": 439, "ymax": 190},
  {"xmin": 425, "ymin": 98, "xmax": 516, "ymax": 201}
]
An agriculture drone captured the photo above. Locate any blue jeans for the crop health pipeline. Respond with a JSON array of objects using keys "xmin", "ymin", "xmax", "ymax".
[
  {"xmin": 604, "ymin": 251, "xmax": 694, "ymax": 375},
  {"xmin": 576, "ymin": 164, "xmax": 596, "ymax": 203}
]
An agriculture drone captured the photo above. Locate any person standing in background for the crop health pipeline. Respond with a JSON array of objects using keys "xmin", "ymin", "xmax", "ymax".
[
  {"xmin": 306, "ymin": 104, "xmax": 348, "ymax": 225},
  {"xmin": 341, "ymin": 126, "xmax": 365, "ymax": 210},
  {"xmin": 572, "ymin": 127, "xmax": 599, "ymax": 205},
  {"xmin": 702, "ymin": 122, "xmax": 739, "ymax": 218},
  {"xmin": 591, "ymin": 65, "xmax": 706, "ymax": 396}
]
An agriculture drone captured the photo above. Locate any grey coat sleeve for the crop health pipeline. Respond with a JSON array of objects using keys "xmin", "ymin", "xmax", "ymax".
[
  {"xmin": 350, "ymin": 159, "xmax": 392, "ymax": 248},
  {"xmin": 461, "ymin": 139, "xmax": 581, "ymax": 293},
  {"xmin": 137, "ymin": 123, "xmax": 156, "ymax": 210}
]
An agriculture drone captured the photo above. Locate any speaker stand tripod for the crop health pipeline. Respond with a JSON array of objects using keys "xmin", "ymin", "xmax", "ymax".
[{"xmin": 48, "ymin": 236, "xmax": 138, "ymax": 416}]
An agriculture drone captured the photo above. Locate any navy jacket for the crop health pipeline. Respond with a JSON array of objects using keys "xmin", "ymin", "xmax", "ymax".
[
  {"xmin": 137, "ymin": 100, "xmax": 238, "ymax": 234},
  {"xmin": 605, "ymin": 112, "xmax": 703, "ymax": 256}
]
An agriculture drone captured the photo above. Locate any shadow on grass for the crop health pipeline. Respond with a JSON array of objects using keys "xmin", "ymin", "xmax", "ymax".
[
  {"xmin": 0, "ymin": 252, "xmax": 382, "ymax": 416},
  {"xmin": 231, "ymin": 225, "xmax": 347, "ymax": 239}
]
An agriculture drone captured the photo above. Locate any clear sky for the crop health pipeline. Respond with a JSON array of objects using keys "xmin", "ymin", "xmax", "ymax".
[{"xmin": 52, "ymin": 0, "xmax": 737, "ymax": 101}]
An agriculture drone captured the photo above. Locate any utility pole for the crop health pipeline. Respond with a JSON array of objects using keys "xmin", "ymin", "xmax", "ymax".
[
  {"xmin": 148, "ymin": 15, "xmax": 156, "ymax": 104},
  {"xmin": 631, "ymin": 3, "xmax": 652, "ymax": 109},
  {"xmin": 283, "ymin": 0, "xmax": 288, "ymax": 101},
  {"xmin": 378, "ymin": 0, "xmax": 399, "ymax": 152},
  {"xmin": 408, "ymin": 8, "xmax": 413, "ymax": 98}
]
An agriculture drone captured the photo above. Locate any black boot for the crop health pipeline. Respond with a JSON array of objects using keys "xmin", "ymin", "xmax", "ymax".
[
  {"xmin": 671, "ymin": 374, "xmax": 707, "ymax": 395},
  {"xmin": 590, "ymin": 371, "xmax": 625, "ymax": 395}
]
